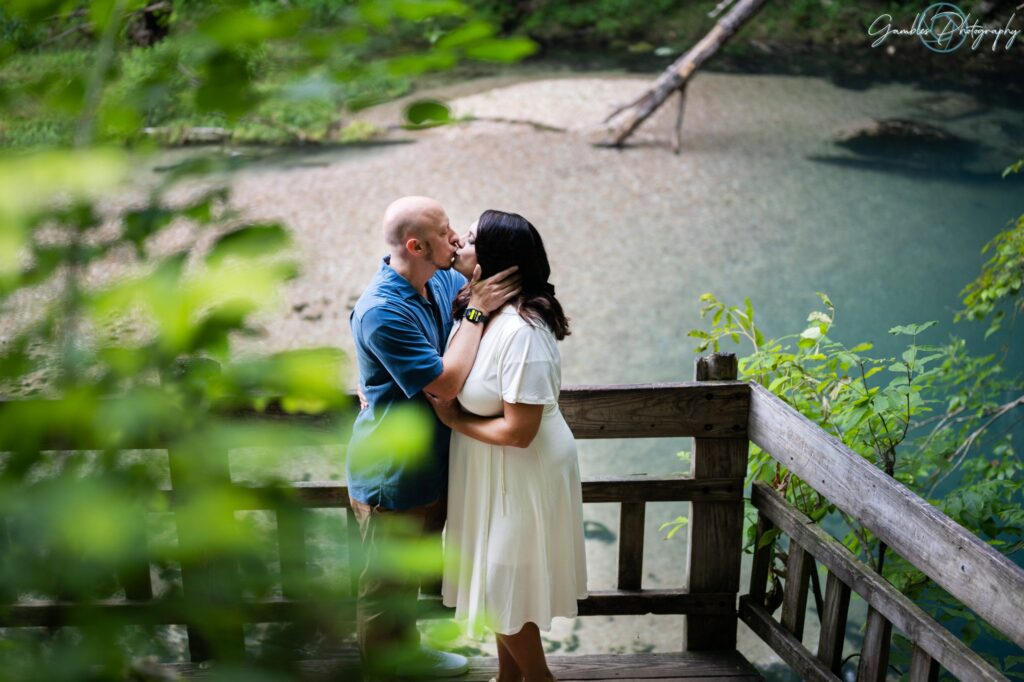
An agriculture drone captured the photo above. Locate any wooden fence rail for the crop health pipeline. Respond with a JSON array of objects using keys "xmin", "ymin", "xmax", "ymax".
[
  {"xmin": 748, "ymin": 382, "xmax": 1024, "ymax": 651},
  {"xmin": 742, "ymin": 482, "xmax": 1006, "ymax": 681},
  {"xmin": 0, "ymin": 381, "xmax": 751, "ymax": 664},
  {"xmin": 2, "ymin": 370, "xmax": 1021, "ymax": 681}
]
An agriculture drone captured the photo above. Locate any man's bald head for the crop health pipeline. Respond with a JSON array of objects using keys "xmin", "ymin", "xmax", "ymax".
[{"xmin": 383, "ymin": 196, "xmax": 447, "ymax": 248}]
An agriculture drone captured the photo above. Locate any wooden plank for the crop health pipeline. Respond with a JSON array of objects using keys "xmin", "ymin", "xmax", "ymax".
[
  {"xmin": 685, "ymin": 354, "xmax": 746, "ymax": 652},
  {"xmin": 739, "ymin": 596, "xmax": 842, "ymax": 682},
  {"xmin": 749, "ymin": 382, "xmax": 1024, "ymax": 649},
  {"xmin": 117, "ymin": 524, "xmax": 153, "ymax": 602},
  {"xmin": 617, "ymin": 503, "xmax": 645, "ymax": 590},
  {"xmin": 748, "ymin": 513, "xmax": 774, "ymax": 606},
  {"xmin": 0, "ymin": 515, "xmax": 13, "ymax": 603},
  {"xmin": 168, "ymin": 446, "xmax": 245, "ymax": 662},
  {"xmin": 0, "ymin": 597, "xmax": 353, "ymax": 627},
  {"xmin": 158, "ymin": 475, "xmax": 745, "ymax": 509},
  {"xmin": 425, "ymin": 588, "xmax": 736, "ymax": 618},
  {"xmin": 0, "ymin": 398, "xmax": 344, "ymax": 450},
  {"xmin": 780, "ymin": 541, "xmax": 811, "ymax": 640},
  {"xmin": 276, "ymin": 506, "xmax": 309, "ymax": 599},
  {"xmin": 1, "ymin": 589, "xmax": 736, "ymax": 627},
  {"xmin": 2, "ymin": 381, "xmax": 748, "ymax": 447},
  {"xmin": 908, "ymin": 644, "xmax": 940, "ymax": 682},
  {"xmin": 169, "ymin": 650, "xmax": 762, "ymax": 680},
  {"xmin": 345, "ymin": 507, "xmax": 360, "ymax": 598},
  {"xmin": 559, "ymin": 382, "xmax": 748, "ymax": 439},
  {"xmin": 751, "ymin": 482, "xmax": 1005, "ymax": 681},
  {"xmin": 816, "ymin": 571, "xmax": 851, "ymax": 674},
  {"xmin": 856, "ymin": 606, "xmax": 892, "ymax": 682},
  {"xmin": 430, "ymin": 589, "xmax": 736, "ymax": 617},
  {"xmin": 583, "ymin": 475, "xmax": 742, "ymax": 503}
]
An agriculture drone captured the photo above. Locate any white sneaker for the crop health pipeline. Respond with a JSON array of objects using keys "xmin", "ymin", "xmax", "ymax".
[{"xmin": 396, "ymin": 645, "xmax": 469, "ymax": 678}]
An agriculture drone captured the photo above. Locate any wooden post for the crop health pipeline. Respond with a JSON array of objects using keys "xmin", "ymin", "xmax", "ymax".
[
  {"xmin": 168, "ymin": 445, "xmax": 245, "ymax": 662},
  {"xmin": 856, "ymin": 606, "xmax": 892, "ymax": 682},
  {"xmin": 747, "ymin": 512, "xmax": 774, "ymax": 606},
  {"xmin": 617, "ymin": 502, "xmax": 646, "ymax": 590},
  {"xmin": 908, "ymin": 644, "xmax": 940, "ymax": 682},
  {"xmin": 0, "ymin": 515, "xmax": 12, "ymax": 603},
  {"xmin": 118, "ymin": 523, "xmax": 153, "ymax": 602},
  {"xmin": 780, "ymin": 541, "xmax": 811, "ymax": 640},
  {"xmin": 816, "ymin": 571, "xmax": 851, "ymax": 674},
  {"xmin": 277, "ymin": 505, "xmax": 309, "ymax": 600},
  {"xmin": 346, "ymin": 507, "xmax": 361, "ymax": 599},
  {"xmin": 684, "ymin": 352, "xmax": 745, "ymax": 650}
]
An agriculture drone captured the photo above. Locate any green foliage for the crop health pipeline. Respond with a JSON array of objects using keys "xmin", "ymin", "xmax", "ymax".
[
  {"xmin": 0, "ymin": 152, "xmax": 364, "ymax": 680},
  {"xmin": 957, "ymin": 161, "xmax": 1024, "ymax": 340},
  {"xmin": 466, "ymin": 0, "xmax": 682, "ymax": 47},
  {"xmin": 658, "ymin": 515, "xmax": 689, "ymax": 540},
  {"xmin": 686, "ymin": 281, "xmax": 1023, "ymax": 671},
  {"xmin": 0, "ymin": 0, "xmax": 536, "ymax": 147},
  {"xmin": 0, "ymin": 0, "xmax": 532, "ymax": 676}
]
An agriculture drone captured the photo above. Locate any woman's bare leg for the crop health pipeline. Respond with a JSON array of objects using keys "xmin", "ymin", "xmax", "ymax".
[
  {"xmin": 495, "ymin": 637, "xmax": 523, "ymax": 682},
  {"xmin": 496, "ymin": 622, "xmax": 554, "ymax": 682}
]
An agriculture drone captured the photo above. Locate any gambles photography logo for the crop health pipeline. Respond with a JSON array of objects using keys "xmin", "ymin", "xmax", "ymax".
[{"xmin": 868, "ymin": 2, "xmax": 1023, "ymax": 52}]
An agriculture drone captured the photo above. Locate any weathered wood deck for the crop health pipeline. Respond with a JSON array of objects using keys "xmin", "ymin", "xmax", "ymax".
[{"xmin": 169, "ymin": 651, "xmax": 763, "ymax": 681}]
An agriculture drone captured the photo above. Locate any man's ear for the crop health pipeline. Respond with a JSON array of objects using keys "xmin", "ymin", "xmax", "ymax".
[{"xmin": 405, "ymin": 237, "xmax": 422, "ymax": 256}]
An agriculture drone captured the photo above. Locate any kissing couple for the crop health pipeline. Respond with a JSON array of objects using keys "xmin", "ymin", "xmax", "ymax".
[{"xmin": 346, "ymin": 196, "xmax": 588, "ymax": 681}]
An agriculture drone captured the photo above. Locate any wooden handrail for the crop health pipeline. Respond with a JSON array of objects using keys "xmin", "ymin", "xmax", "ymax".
[
  {"xmin": 559, "ymin": 382, "xmax": 748, "ymax": 438},
  {"xmin": 0, "ymin": 382, "xmax": 749, "ymax": 450},
  {"xmin": 748, "ymin": 381, "xmax": 1024, "ymax": 650},
  {"xmin": 748, "ymin": 482, "xmax": 1005, "ymax": 681}
]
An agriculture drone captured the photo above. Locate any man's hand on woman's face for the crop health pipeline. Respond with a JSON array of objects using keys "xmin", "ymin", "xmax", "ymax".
[{"xmin": 468, "ymin": 265, "xmax": 521, "ymax": 314}]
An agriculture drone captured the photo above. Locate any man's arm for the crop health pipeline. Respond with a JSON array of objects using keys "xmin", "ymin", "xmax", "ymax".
[
  {"xmin": 422, "ymin": 265, "xmax": 520, "ymax": 400},
  {"xmin": 428, "ymin": 397, "xmax": 543, "ymax": 448}
]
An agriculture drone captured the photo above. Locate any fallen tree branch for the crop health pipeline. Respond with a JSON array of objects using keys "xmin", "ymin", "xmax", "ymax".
[
  {"xmin": 671, "ymin": 86, "xmax": 688, "ymax": 154},
  {"xmin": 597, "ymin": 0, "xmax": 769, "ymax": 148}
]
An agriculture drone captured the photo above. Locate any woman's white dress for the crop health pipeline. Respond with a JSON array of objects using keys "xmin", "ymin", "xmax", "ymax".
[{"xmin": 443, "ymin": 305, "xmax": 588, "ymax": 638}]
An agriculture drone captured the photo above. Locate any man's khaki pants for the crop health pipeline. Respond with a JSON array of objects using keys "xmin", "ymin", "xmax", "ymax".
[{"xmin": 349, "ymin": 495, "xmax": 446, "ymax": 671}]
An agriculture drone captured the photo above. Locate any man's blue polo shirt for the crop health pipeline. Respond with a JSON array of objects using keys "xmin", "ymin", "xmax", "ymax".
[{"xmin": 347, "ymin": 256, "xmax": 467, "ymax": 511}]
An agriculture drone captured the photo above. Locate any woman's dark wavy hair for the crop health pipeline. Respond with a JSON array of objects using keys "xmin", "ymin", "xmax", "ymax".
[{"xmin": 453, "ymin": 209, "xmax": 570, "ymax": 340}]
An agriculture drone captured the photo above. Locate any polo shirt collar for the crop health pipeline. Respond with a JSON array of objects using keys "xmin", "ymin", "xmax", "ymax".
[{"xmin": 381, "ymin": 255, "xmax": 428, "ymax": 301}]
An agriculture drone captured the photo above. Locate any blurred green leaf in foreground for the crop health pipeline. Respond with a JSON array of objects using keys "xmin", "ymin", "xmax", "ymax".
[{"xmin": 0, "ymin": 0, "xmax": 532, "ymax": 678}]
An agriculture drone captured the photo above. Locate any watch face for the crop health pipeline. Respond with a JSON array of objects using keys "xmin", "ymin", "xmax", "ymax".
[{"xmin": 466, "ymin": 308, "xmax": 483, "ymax": 323}]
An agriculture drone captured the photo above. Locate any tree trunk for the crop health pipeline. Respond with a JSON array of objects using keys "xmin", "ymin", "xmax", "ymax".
[{"xmin": 598, "ymin": 0, "xmax": 770, "ymax": 148}]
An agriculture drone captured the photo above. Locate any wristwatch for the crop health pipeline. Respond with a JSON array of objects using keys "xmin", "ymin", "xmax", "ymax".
[{"xmin": 464, "ymin": 308, "xmax": 488, "ymax": 324}]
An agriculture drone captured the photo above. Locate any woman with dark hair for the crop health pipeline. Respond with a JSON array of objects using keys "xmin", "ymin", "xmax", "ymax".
[{"xmin": 428, "ymin": 210, "xmax": 586, "ymax": 682}]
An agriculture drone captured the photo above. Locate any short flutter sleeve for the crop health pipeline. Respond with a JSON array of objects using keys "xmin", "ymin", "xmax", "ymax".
[{"xmin": 498, "ymin": 323, "xmax": 561, "ymax": 405}]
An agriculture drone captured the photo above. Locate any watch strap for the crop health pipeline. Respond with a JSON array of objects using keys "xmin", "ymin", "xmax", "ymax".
[{"xmin": 464, "ymin": 308, "xmax": 488, "ymax": 324}]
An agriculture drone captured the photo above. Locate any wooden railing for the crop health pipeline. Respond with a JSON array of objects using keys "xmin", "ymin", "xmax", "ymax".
[
  {"xmin": 2, "ymin": 356, "xmax": 1022, "ymax": 680},
  {"xmin": 743, "ymin": 382, "xmax": 1024, "ymax": 681},
  {"xmin": 0, "ymin": 364, "xmax": 752, "ymax": 662}
]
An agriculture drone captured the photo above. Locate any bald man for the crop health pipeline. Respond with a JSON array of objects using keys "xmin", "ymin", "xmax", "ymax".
[{"xmin": 347, "ymin": 197, "xmax": 519, "ymax": 677}]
